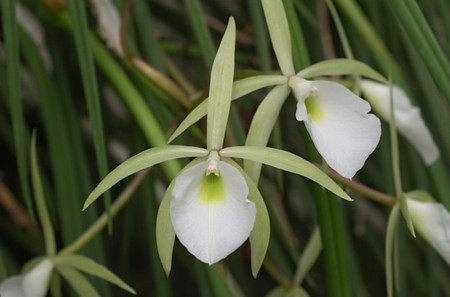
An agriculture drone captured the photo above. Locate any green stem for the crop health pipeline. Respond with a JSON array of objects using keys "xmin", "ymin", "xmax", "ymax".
[
  {"xmin": 59, "ymin": 169, "xmax": 149, "ymax": 256},
  {"xmin": 385, "ymin": 203, "xmax": 400, "ymax": 297}
]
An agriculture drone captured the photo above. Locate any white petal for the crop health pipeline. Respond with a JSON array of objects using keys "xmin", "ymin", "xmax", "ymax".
[
  {"xmin": 290, "ymin": 77, "xmax": 381, "ymax": 178},
  {"xmin": 361, "ymin": 80, "xmax": 439, "ymax": 165},
  {"xmin": 23, "ymin": 259, "xmax": 53, "ymax": 297},
  {"xmin": 170, "ymin": 160, "xmax": 256, "ymax": 264},
  {"xmin": 408, "ymin": 199, "xmax": 450, "ymax": 266},
  {"xmin": 0, "ymin": 276, "xmax": 25, "ymax": 297}
]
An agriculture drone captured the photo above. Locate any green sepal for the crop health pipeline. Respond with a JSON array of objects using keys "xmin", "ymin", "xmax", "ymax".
[
  {"xmin": 225, "ymin": 159, "xmax": 270, "ymax": 277},
  {"xmin": 168, "ymin": 75, "xmax": 287, "ymax": 143},
  {"xmin": 83, "ymin": 146, "xmax": 208, "ymax": 210},
  {"xmin": 220, "ymin": 146, "xmax": 351, "ymax": 201},
  {"xmin": 404, "ymin": 190, "xmax": 435, "ymax": 203},
  {"xmin": 244, "ymin": 84, "xmax": 291, "ymax": 181},
  {"xmin": 207, "ymin": 17, "xmax": 235, "ymax": 150},
  {"xmin": 155, "ymin": 157, "xmax": 206, "ymax": 275},
  {"xmin": 56, "ymin": 265, "xmax": 101, "ymax": 297},
  {"xmin": 400, "ymin": 193, "xmax": 416, "ymax": 237},
  {"xmin": 297, "ymin": 59, "xmax": 387, "ymax": 83},
  {"xmin": 54, "ymin": 254, "xmax": 136, "ymax": 294},
  {"xmin": 261, "ymin": 0, "xmax": 295, "ymax": 75}
]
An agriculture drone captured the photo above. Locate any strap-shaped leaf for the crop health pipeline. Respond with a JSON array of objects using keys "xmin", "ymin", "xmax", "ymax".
[
  {"xmin": 220, "ymin": 146, "xmax": 351, "ymax": 201},
  {"xmin": 156, "ymin": 158, "xmax": 205, "ymax": 275},
  {"xmin": 225, "ymin": 159, "xmax": 270, "ymax": 277},
  {"xmin": 56, "ymin": 265, "xmax": 101, "ymax": 297},
  {"xmin": 207, "ymin": 17, "xmax": 235, "ymax": 150},
  {"xmin": 54, "ymin": 254, "xmax": 135, "ymax": 294},
  {"xmin": 261, "ymin": 0, "xmax": 295, "ymax": 75},
  {"xmin": 168, "ymin": 75, "xmax": 287, "ymax": 143},
  {"xmin": 297, "ymin": 59, "xmax": 387, "ymax": 83},
  {"xmin": 244, "ymin": 84, "xmax": 291, "ymax": 182},
  {"xmin": 83, "ymin": 146, "xmax": 208, "ymax": 210}
]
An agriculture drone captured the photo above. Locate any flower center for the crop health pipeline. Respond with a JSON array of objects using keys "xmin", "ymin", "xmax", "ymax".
[
  {"xmin": 305, "ymin": 87, "xmax": 325, "ymax": 121},
  {"xmin": 199, "ymin": 172, "xmax": 225, "ymax": 204}
]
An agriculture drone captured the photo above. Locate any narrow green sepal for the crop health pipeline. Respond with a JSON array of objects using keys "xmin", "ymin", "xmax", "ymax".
[
  {"xmin": 297, "ymin": 59, "xmax": 387, "ymax": 83},
  {"xmin": 207, "ymin": 17, "xmax": 236, "ymax": 150},
  {"xmin": 168, "ymin": 75, "xmax": 287, "ymax": 144},
  {"xmin": 400, "ymin": 193, "xmax": 416, "ymax": 237},
  {"xmin": 261, "ymin": 0, "xmax": 295, "ymax": 75},
  {"xmin": 225, "ymin": 159, "xmax": 270, "ymax": 277},
  {"xmin": 155, "ymin": 158, "xmax": 206, "ymax": 275},
  {"xmin": 220, "ymin": 146, "xmax": 352, "ymax": 201},
  {"xmin": 54, "ymin": 254, "xmax": 136, "ymax": 294},
  {"xmin": 83, "ymin": 146, "xmax": 208, "ymax": 210}
]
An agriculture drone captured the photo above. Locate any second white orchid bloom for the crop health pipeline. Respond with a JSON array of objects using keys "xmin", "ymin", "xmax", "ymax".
[
  {"xmin": 360, "ymin": 80, "xmax": 439, "ymax": 165},
  {"xmin": 171, "ymin": 153, "xmax": 256, "ymax": 264},
  {"xmin": 407, "ymin": 198, "xmax": 450, "ymax": 266},
  {"xmin": 0, "ymin": 258, "xmax": 53, "ymax": 297},
  {"xmin": 289, "ymin": 76, "xmax": 381, "ymax": 179}
]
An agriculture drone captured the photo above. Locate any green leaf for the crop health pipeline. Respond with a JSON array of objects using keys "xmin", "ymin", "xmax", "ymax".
[
  {"xmin": 56, "ymin": 265, "xmax": 101, "ymax": 297},
  {"xmin": 30, "ymin": 131, "xmax": 56, "ymax": 256},
  {"xmin": 54, "ymin": 254, "xmax": 135, "ymax": 294},
  {"xmin": 265, "ymin": 286, "xmax": 311, "ymax": 297},
  {"xmin": 68, "ymin": 0, "xmax": 112, "ymax": 228},
  {"xmin": 168, "ymin": 75, "xmax": 287, "ymax": 143},
  {"xmin": 261, "ymin": 0, "xmax": 295, "ymax": 75},
  {"xmin": 207, "ymin": 17, "xmax": 236, "ymax": 150},
  {"xmin": 244, "ymin": 84, "xmax": 291, "ymax": 181},
  {"xmin": 2, "ymin": 0, "xmax": 33, "ymax": 221},
  {"xmin": 297, "ymin": 59, "xmax": 387, "ymax": 83},
  {"xmin": 226, "ymin": 159, "xmax": 270, "ymax": 277},
  {"xmin": 83, "ymin": 146, "xmax": 208, "ymax": 210},
  {"xmin": 220, "ymin": 146, "xmax": 351, "ymax": 201},
  {"xmin": 156, "ymin": 157, "xmax": 205, "ymax": 275}
]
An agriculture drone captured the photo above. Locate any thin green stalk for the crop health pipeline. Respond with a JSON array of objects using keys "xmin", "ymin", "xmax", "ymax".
[
  {"xmin": 67, "ymin": 0, "xmax": 111, "ymax": 229},
  {"xmin": 1, "ymin": 0, "xmax": 33, "ymax": 220},
  {"xmin": 385, "ymin": 203, "xmax": 400, "ymax": 297},
  {"xmin": 30, "ymin": 131, "xmax": 56, "ymax": 256},
  {"xmin": 59, "ymin": 169, "xmax": 149, "ymax": 256}
]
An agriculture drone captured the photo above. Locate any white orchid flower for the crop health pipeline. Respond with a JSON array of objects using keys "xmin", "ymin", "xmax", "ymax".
[
  {"xmin": 289, "ymin": 76, "xmax": 381, "ymax": 179},
  {"xmin": 170, "ymin": 152, "xmax": 256, "ymax": 264},
  {"xmin": 360, "ymin": 80, "xmax": 439, "ymax": 165},
  {"xmin": 407, "ymin": 198, "xmax": 450, "ymax": 265},
  {"xmin": 0, "ymin": 258, "xmax": 53, "ymax": 297}
]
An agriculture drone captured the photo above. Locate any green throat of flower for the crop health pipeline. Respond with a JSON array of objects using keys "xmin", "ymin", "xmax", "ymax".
[
  {"xmin": 305, "ymin": 89, "xmax": 324, "ymax": 121},
  {"xmin": 199, "ymin": 172, "xmax": 226, "ymax": 204}
]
